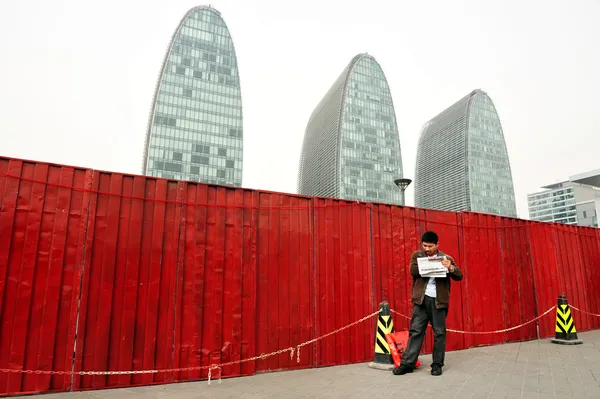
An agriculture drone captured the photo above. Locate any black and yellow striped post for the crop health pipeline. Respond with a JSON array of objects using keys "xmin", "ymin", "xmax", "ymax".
[
  {"xmin": 368, "ymin": 301, "xmax": 395, "ymax": 370},
  {"xmin": 551, "ymin": 295, "xmax": 583, "ymax": 345}
]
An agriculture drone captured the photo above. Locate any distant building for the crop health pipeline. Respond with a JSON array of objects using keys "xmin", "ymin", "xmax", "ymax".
[
  {"xmin": 528, "ymin": 170, "xmax": 600, "ymax": 227},
  {"xmin": 142, "ymin": 6, "xmax": 243, "ymax": 186},
  {"xmin": 414, "ymin": 89, "xmax": 517, "ymax": 217},
  {"xmin": 297, "ymin": 53, "xmax": 405, "ymax": 205}
]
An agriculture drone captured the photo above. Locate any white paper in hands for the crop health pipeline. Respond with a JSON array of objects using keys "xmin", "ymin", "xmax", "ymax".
[{"xmin": 417, "ymin": 256, "xmax": 448, "ymax": 278}]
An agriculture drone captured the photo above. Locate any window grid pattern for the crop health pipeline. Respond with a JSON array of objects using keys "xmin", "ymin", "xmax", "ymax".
[
  {"xmin": 339, "ymin": 57, "xmax": 402, "ymax": 204},
  {"xmin": 528, "ymin": 188, "xmax": 577, "ymax": 224},
  {"xmin": 142, "ymin": 6, "xmax": 243, "ymax": 186},
  {"xmin": 297, "ymin": 54, "xmax": 404, "ymax": 205},
  {"xmin": 296, "ymin": 58, "xmax": 347, "ymax": 199},
  {"xmin": 467, "ymin": 92, "xmax": 517, "ymax": 216},
  {"xmin": 415, "ymin": 95, "xmax": 471, "ymax": 211},
  {"xmin": 415, "ymin": 90, "xmax": 517, "ymax": 217}
]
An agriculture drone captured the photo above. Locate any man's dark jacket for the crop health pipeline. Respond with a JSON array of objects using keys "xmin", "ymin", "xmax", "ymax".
[{"xmin": 409, "ymin": 250, "xmax": 463, "ymax": 309}]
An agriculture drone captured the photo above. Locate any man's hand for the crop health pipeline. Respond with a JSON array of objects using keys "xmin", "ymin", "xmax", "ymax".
[{"xmin": 442, "ymin": 259, "xmax": 455, "ymax": 273}]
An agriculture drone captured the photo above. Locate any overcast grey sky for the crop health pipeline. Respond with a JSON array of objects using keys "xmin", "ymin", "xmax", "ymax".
[{"xmin": 1, "ymin": 0, "xmax": 599, "ymax": 218}]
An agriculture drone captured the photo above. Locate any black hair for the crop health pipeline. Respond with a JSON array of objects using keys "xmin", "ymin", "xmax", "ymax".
[{"xmin": 421, "ymin": 231, "xmax": 439, "ymax": 244}]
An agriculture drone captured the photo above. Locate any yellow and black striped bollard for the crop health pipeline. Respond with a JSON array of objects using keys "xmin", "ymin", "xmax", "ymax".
[
  {"xmin": 368, "ymin": 301, "xmax": 396, "ymax": 370},
  {"xmin": 551, "ymin": 294, "xmax": 583, "ymax": 345}
]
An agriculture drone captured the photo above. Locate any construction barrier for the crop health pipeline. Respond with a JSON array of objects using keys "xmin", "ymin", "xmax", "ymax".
[
  {"xmin": 367, "ymin": 301, "xmax": 396, "ymax": 370},
  {"xmin": 0, "ymin": 302, "xmax": 598, "ymax": 391},
  {"xmin": 373, "ymin": 302, "xmax": 395, "ymax": 364},
  {"xmin": 2, "ymin": 155, "xmax": 600, "ymax": 396},
  {"xmin": 552, "ymin": 295, "xmax": 583, "ymax": 345}
]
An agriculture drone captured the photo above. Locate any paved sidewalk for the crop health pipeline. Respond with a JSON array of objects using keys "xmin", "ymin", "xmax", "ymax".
[{"xmin": 43, "ymin": 331, "xmax": 600, "ymax": 399}]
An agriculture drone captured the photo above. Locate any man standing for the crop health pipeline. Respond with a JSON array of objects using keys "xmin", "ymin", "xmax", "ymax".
[{"xmin": 393, "ymin": 231, "xmax": 463, "ymax": 376}]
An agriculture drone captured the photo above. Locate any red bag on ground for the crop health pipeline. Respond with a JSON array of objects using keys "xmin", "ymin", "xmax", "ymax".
[{"xmin": 385, "ymin": 331, "xmax": 421, "ymax": 368}]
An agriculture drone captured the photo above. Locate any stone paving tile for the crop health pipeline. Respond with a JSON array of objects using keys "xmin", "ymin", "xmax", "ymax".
[{"xmin": 39, "ymin": 330, "xmax": 600, "ymax": 399}]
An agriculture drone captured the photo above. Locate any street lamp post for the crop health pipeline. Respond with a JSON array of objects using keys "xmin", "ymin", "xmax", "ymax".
[{"xmin": 394, "ymin": 178, "xmax": 412, "ymax": 206}]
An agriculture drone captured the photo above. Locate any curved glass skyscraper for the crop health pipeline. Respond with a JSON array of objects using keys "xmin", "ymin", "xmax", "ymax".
[
  {"xmin": 297, "ymin": 54, "xmax": 404, "ymax": 205},
  {"xmin": 142, "ymin": 6, "xmax": 243, "ymax": 186},
  {"xmin": 415, "ymin": 89, "xmax": 517, "ymax": 217}
]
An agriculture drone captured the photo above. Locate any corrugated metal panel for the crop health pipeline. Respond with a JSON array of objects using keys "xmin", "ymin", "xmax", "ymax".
[
  {"xmin": 552, "ymin": 224, "xmax": 600, "ymax": 333},
  {"xmin": 171, "ymin": 184, "xmax": 263, "ymax": 382},
  {"xmin": 71, "ymin": 173, "xmax": 181, "ymax": 391},
  {"xmin": 568, "ymin": 224, "xmax": 589, "ymax": 331},
  {"xmin": 2, "ymin": 155, "xmax": 600, "ymax": 396},
  {"xmin": 396, "ymin": 207, "xmax": 420, "ymax": 333},
  {"xmin": 313, "ymin": 199, "xmax": 373, "ymax": 367},
  {"xmin": 528, "ymin": 222, "xmax": 561, "ymax": 338},
  {"xmin": 553, "ymin": 224, "xmax": 583, "ymax": 332},
  {"xmin": 371, "ymin": 204, "xmax": 414, "ymax": 335},
  {"xmin": 499, "ymin": 218, "xmax": 537, "ymax": 343},
  {"xmin": 0, "ymin": 158, "xmax": 91, "ymax": 396},
  {"xmin": 578, "ymin": 227, "xmax": 600, "ymax": 331},
  {"xmin": 255, "ymin": 193, "xmax": 314, "ymax": 372},
  {"xmin": 461, "ymin": 213, "xmax": 505, "ymax": 348}
]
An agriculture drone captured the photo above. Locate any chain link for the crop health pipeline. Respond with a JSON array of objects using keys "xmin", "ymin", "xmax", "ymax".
[
  {"xmin": 390, "ymin": 309, "xmax": 412, "ymax": 320},
  {"xmin": 391, "ymin": 306, "xmax": 556, "ymax": 334},
  {"xmin": 1, "ymin": 309, "xmax": 380, "ymax": 379},
  {"xmin": 298, "ymin": 309, "xmax": 381, "ymax": 349},
  {"xmin": 570, "ymin": 305, "xmax": 600, "ymax": 318},
  {"xmin": 0, "ymin": 304, "xmax": 569, "ymax": 378}
]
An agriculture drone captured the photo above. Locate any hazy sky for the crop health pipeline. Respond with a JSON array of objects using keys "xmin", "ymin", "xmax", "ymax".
[{"xmin": 1, "ymin": 0, "xmax": 599, "ymax": 218}]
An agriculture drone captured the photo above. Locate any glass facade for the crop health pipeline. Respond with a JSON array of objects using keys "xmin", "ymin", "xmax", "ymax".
[
  {"xmin": 415, "ymin": 89, "xmax": 517, "ymax": 217},
  {"xmin": 528, "ymin": 181, "xmax": 600, "ymax": 227},
  {"xmin": 528, "ymin": 187, "xmax": 577, "ymax": 224},
  {"xmin": 142, "ymin": 6, "xmax": 243, "ymax": 186},
  {"xmin": 415, "ymin": 98, "xmax": 470, "ymax": 212},
  {"xmin": 297, "ymin": 54, "xmax": 404, "ymax": 205},
  {"xmin": 339, "ymin": 58, "xmax": 403, "ymax": 204},
  {"xmin": 467, "ymin": 92, "xmax": 516, "ymax": 216}
]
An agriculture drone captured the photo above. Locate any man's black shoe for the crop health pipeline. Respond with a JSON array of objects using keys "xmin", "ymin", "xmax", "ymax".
[
  {"xmin": 392, "ymin": 365, "xmax": 413, "ymax": 375},
  {"xmin": 431, "ymin": 365, "xmax": 442, "ymax": 376}
]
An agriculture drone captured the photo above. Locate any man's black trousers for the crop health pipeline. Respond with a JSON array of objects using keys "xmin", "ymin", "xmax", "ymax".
[{"xmin": 401, "ymin": 295, "xmax": 448, "ymax": 368}]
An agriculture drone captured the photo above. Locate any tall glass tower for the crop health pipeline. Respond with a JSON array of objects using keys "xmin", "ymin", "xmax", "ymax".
[
  {"xmin": 415, "ymin": 89, "xmax": 517, "ymax": 217},
  {"xmin": 142, "ymin": 6, "xmax": 243, "ymax": 186},
  {"xmin": 297, "ymin": 53, "xmax": 405, "ymax": 205}
]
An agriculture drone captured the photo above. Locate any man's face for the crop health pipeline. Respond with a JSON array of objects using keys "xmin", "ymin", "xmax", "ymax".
[{"xmin": 422, "ymin": 241, "xmax": 438, "ymax": 256}]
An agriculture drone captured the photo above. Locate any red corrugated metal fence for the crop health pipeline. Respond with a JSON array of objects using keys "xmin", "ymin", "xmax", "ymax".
[{"xmin": 1, "ymin": 156, "xmax": 600, "ymax": 396}]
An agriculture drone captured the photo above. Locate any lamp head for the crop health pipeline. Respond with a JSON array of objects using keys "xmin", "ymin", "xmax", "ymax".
[{"xmin": 394, "ymin": 178, "xmax": 412, "ymax": 191}]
